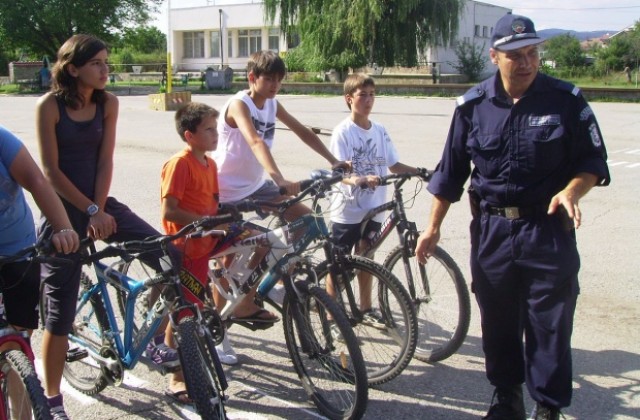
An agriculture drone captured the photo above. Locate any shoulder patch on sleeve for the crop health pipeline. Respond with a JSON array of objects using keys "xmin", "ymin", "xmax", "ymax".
[
  {"xmin": 456, "ymin": 88, "xmax": 485, "ymax": 106},
  {"xmin": 554, "ymin": 80, "xmax": 580, "ymax": 96}
]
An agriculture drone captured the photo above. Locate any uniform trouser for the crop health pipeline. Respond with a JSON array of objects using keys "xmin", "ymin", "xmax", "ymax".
[
  {"xmin": 39, "ymin": 197, "xmax": 173, "ymax": 336},
  {"xmin": 470, "ymin": 211, "xmax": 580, "ymax": 409}
]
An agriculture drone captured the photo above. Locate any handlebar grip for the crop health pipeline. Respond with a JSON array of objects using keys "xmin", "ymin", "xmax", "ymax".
[{"xmin": 198, "ymin": 213, "xmax": 238, "ymax": 229}]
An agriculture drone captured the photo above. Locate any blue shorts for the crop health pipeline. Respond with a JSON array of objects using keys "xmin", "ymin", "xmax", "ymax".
[{"xmin": 331, "ymin": 220, "xmax": 381, "ymax": 253}]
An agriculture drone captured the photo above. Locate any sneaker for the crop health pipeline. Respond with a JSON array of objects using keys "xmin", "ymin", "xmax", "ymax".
[
  {"xmin": 215, "ymin": 333, "xmax": 238, "ymax": 365},
  {"xmin": 48, "ymin": 394, "xmax": 69, "ymax": 420},
  {"xmin": 145, "ymin": 334, "xmax": 180, "ymax": 368},
  {"xmin": 267, "ymin": 283, "xmax": 285, "ymax": 305},
  {"xmin": 483, "ymin": 386, "xmax": 526, "ymax": 420},
  {"xmin": 361, "ymin": 309, "xmax": 386, "ymax": 329},
  {"xmin": 530, "ymin": 403, "xmax": 562, "ymax": 420}
]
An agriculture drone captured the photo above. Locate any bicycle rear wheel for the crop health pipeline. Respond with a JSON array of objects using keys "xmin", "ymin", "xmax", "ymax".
[
  {"xmin": 314, "ymin": 255, "xmax": 418, "ymax": 385},
  {"xmin": 175, "ymin": 316, "xmax": 227, "ymax": 419},
  {"xmin": 283, "ymin": 279, "xmax": 367, "ymax": 420},
  {"xmin": 0, "ymin": 349, "xmax": 51, "ymax": 420},
  {"xmin": 383, "ymin": 245, "xmax": 470, "ymax": 363}
]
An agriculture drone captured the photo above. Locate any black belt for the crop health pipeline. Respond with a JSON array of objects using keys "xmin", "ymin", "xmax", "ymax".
[{"xmin": 485, "ymin": 205, "xmax": 541, "ymax": 220}]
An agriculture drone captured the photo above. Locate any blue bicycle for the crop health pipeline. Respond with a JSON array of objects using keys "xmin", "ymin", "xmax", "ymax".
[{"xmin": 39, "ymin": 215, "xmax": 236, "ymax": 419}]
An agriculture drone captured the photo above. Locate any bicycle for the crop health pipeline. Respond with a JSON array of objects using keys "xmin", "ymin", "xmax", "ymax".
[
  {"xmin": 207, "ymin": 172, "xmax": 368, "ymax": 420},
  {"xmin": 358, "ymin": 169, "xmax": 471, "ymax": 363},
  {"xmin": 39, "ymin": 214, "xmax": 237, "ymax": 419},
  {"xmin": 243, "ymin": 170, "xmax": 418, "ymax": 387},
  {"xmin": 0, "ymin": 242, "xmax": 57, "ymax": 420}
]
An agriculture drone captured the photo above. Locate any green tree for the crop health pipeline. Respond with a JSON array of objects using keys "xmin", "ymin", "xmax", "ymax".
[
  {"xmin": 265, "ymin": 0, "xmax": 462, "ymax": 72},
  {"xmin": 596, "ymin": 36, "xmax": 632, "ymax": 74},
  {"xmin": 450, "ymin": 40, "xmax": 487, "ymax": 82},
  {"xmin": 0, "ymin": 0, "xmax": 162, "ymax": 59},
  {"xmin": 119, "ymin": 26, "xmax": 166, "ymax": 53},
  {"xmin": 543, "ymin": 33, "xmax": 586, "ymax": 68}
]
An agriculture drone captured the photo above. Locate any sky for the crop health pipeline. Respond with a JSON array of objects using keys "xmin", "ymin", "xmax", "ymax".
[{"xmin": 151, "ymin": 0, "xmax": 640, "ymax": 34}]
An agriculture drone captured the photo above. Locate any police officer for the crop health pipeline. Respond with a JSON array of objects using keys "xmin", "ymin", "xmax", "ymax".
[{"xmin": 414, "ymin": 13, "xmax": 610, "ymax": 420}]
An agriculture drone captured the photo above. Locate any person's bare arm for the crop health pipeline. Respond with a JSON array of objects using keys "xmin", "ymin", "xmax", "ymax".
[
  {"xmin": 389, "ymin": 162, "xmax": 420, "ymax": 175},
  {"xmin": 547, "ymin": 172, "xmax": 598, "ymax": 229},
  {"xmin": 161, "ymin": 196, "xmax": 207, "ymax": 226},
  {"xmin": 10, "ymin": 146, "xmax": 79, "ymax": 253},
  {"xmin": 415, "ymin": 195, "xmax": 451, "ymax": 264}
]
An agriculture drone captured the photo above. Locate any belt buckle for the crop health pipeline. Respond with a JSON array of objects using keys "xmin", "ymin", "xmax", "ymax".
[{"xmin": 504, "ymin": 207, "xmax": 520, "ymax": 220}]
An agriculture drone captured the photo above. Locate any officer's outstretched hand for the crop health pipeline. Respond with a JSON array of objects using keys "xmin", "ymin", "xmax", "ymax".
[
  {"xmin": 415, "ymin": 228, "xmax": 440, "ymax": 265},
  {"xmin": 548, "ymin": 192, "xmax": 581, "ymax": 229}
]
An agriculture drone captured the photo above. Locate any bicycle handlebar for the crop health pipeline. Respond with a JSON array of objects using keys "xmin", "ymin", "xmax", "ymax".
[
  {"xmin": 367, "ymin": 168, "xmax": 433, "ymax": 188},
  {"xmin": 0, "ymin": 240, "xmax": 73, "ymax": 267},
  {"xmin": 224, "ymin": 170, "xmax": 344, "ymax": 218},
  {"xmin": 79, "ymin": 213, "xmax": 239, "ymax": 264}
]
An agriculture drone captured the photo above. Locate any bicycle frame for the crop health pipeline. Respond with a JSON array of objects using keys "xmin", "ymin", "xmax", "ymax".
[
  {"xmin": 360, "ymin": 175, "xmax": 419, "ymax": 259},
  {"xmin": 209, "ymin": 212, "xmax": 329, "ymax": 320},
  {"xmin": 70, "ymin": 255, "xmax": 174, "ymax": 371}
]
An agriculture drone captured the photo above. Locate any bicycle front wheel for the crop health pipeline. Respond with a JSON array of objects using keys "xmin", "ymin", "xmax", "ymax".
[
  {"xmin": 283, "ymin": 279, "xmax": 368, "ymax": 420},
  {"xmin": 48, "ymin": 272, "xmax": 111, "ymax": 395},
  {"xmin": 315, "ymin": 255, "xmax": 417, "ymax": 385},
  {"xmin": 384, "ymin": 245, "xmax": 470, "ymax": 363},
  {"xmin": 0, "ymin": 349, "xmax": 51, "ymax": 420},
  {"xmin": 175, "ymin": 317, "xmax": 227, "ymax": 419}
]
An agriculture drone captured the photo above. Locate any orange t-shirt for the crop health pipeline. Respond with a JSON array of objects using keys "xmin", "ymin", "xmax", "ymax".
[{"xmin": 161, "ymin": 149, "xmax": 219, "ymax": 260}]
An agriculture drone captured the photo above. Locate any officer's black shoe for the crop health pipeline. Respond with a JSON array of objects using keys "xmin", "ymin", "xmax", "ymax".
[
  {"xmin": 482, "ymin": 385, "xmax": 526, "ymax": 420},
  {"xmin": 529, "ymin": 403, "xmax": 562, "ymax": 420}
]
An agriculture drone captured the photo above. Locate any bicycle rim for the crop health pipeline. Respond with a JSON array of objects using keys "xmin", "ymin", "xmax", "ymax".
[
  {"xmin": 384, "ymin": 245, "xmax": 470, "ymax": 363},
  {"xmin": 316, "ymin": 255, "xmax": 418, "ymax": 385},
  {"xmin": 1, "ymin": 350, "xmax": 52, "ymax": 420},
  {"xmin": 283, "ymin": 280, "xmax": 367, "ymax": 420}
]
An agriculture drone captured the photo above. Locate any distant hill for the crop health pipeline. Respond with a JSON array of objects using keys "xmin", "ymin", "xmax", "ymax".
[{"xmin": 538, "ymin": 29, "xmax": 615, "ymax": 41}]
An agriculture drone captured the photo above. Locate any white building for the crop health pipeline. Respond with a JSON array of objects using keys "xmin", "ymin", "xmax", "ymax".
[
  {"xmin": 426, "ymin": 1, "xmax": 510, "ymax": 76},
  {"xmin": 168, "ymin": 0, "xmax": 510, "ymax": 75}
]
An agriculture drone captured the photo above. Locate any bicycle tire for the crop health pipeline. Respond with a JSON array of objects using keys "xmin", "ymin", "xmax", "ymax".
[
  {"xmin": 383, "ymin": 245, "xmax": 471, "ymax": 363},
  {"xmin": 314, "ymin": 255, "xmax": 418, "ymax": 385},
  {"xmin": 282, "ymin": 278, "xmax": 368, "ymax": 420},
  {"xmin": 47, "ymin": 272, "xmax": 111, "ymax": 395},
  {"xmin": 0, "ymin": 349, "xmax": 52, "ymax": 420},
  {"xmin": 175, "ymin": 317, "xmax": 227, "ymax": 419}
]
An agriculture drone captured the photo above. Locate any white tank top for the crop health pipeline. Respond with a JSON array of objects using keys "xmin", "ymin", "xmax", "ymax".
[{"xmin": 213, "ymin": 90, "xmax": 278, "ymax": 202}]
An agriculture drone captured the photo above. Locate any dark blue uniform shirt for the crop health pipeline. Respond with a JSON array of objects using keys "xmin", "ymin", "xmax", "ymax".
[{"xmin": 428, "ymin": 72, "xmax": 610, "ymax": 207}]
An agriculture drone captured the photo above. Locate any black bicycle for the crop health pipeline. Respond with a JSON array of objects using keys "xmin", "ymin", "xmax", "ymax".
[
  {"xmin": 359, "ymin": 169, "xmax": 471, "ymax": 363},
  {"xmin": 265, "ymin": 170, "xmax": 418, "ymax": 386}
]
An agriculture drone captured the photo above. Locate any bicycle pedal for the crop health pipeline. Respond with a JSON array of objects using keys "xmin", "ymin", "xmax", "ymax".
[{"xmin": 66, "ymin": 347, "xmax": 88, "ymax": 362}]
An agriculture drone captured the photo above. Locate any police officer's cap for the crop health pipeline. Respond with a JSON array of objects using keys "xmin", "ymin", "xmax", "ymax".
[{"xmin": 491, "ymin": 14, "xmax": 544, "ymax": 51}]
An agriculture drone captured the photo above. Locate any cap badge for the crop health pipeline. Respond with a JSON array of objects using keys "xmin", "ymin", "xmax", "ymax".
[{"xmin": 512, "ymin": 20, "xmax": 526, "ymax": 34}]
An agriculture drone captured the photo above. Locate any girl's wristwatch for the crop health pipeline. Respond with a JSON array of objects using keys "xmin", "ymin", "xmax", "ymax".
[{"xmin": 86, "ymin": 203, "xmax": 99, "ymax": 217}]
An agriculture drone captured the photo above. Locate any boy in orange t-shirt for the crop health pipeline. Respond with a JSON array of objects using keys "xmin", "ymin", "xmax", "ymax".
[{"xmin": 160, "ymin": 102, "xmax": 222, "ymax": 403}]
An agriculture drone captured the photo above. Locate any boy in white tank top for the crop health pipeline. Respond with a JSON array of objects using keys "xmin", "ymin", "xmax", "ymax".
[{"xmin": 211, "ymin": 50, "xmax": 348, "ymax": 361}]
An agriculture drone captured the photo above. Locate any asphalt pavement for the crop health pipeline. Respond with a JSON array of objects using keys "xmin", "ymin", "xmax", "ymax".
[{"xmin": 1, "ymin": 93, "xmax": 638, "ymax": 419}]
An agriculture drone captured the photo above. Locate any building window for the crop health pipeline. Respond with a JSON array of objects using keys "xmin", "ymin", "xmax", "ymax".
[
  {"xmin": 490, "ymin": 27, "xmax": 494, "ymax": 36},
  {"xmin": 228, "ymin": 36, "xmax": 233, "ymax": 58},
  {"xmin": 210, "ymin": 31, "xmax": 220, "ymax": 57},
  {"xmin": 183, "ymin": 31, "xmax": 204, "ymax": 58},
  {"xmin": 482, "ymin": 26, "xmax": 488, "ymax": 38},
  {"xmin": 238, "ymin": 29, "xmax": 262, "ymax": 57},
  {"xmin": 474, "ymin": 25, "xmax": 480, "ymax": 37},
  {"xmin": 268, "ymin": 28, "xmax": 279, "ymax": 51}
]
